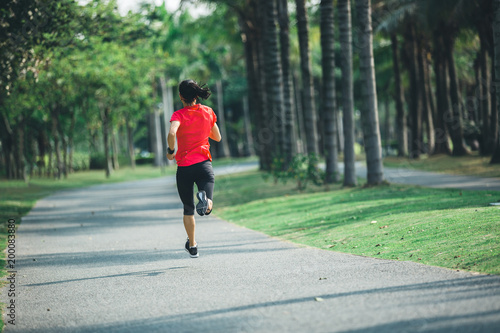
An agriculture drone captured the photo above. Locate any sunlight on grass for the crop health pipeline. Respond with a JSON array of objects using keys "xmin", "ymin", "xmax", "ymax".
[{"xmin": 215, "ymin": 170, "xmax": 500, "ymax": 275}]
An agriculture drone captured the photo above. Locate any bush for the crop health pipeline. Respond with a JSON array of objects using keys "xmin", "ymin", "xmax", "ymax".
[
  {"xmin": 266, "ymin": 153, "xmax": 324, "ymax": 191},
  {"xmin": 89, "ymin": 153, "xmax": 107, "ymax": 170}
]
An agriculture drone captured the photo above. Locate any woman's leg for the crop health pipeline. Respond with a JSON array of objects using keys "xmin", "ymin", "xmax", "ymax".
[
  {"xmin": 195, "ymin": 161, "xmax": 215, "ymax": 214},
  {"xmin": 176, "ymin": 167, "xmax": 197, "ymax": 246},
  {"xmin": 183, "ymin": 215, "xmax": 196, "ymax": 247}
]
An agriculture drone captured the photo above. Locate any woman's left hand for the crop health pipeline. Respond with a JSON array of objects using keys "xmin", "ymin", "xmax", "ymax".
[{"xmin": 166, "ymin": 153, "xmax": 175, "ymax": 161}]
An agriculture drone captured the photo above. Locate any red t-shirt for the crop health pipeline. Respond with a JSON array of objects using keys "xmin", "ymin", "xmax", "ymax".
[{"xmin": 170, "ymin": 104, "xmax": 217, "ymax": 167}]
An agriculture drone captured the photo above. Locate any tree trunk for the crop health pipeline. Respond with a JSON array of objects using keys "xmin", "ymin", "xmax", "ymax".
[
  {"xmin": 242, "ymin": 96, "xmax": 255, "ymax": 156},
  {"xmin": 1, "ymin": 111, "xmax": 14, "ymax": 179},
  {"xmin": 153, "ymin": 106, "xmax": 164, "ymax": 169},
  {"xmin": 338, "ymin": 0, "xmax": 356, "ymax": 187},
  {"xmin": 160, "ymin": 76, "xmax": 173, "ymax": 166},
  {"xmin": 13, "ymin": 119, "xmax": 26, "ymax": 181},
  {"xmin": 61, "ymin": 132, "xmax": 68, "ymax": 179},
  {"xmin": 479, "ymin": 34, "xmax": 493, "ymax": 155},
  {"xmin": 293, "ymin": 73, "xmax": 306, "ymax": 154},
  {"xmin": 111, "ymin": 128, "xmax": 120, "ymax": 170},
  {"xmin": 37, "ymin": 129, "xmax": 47, "ymax": 177},
  {"xmin": 391, "ymin": 34, "xmax": 408, "ymax": 157},
  {"xmin": 491, "ymin": 0, "xmax": 500, "ymax": 163},
  {"xmin": 51, "ymin": 107, "xmax": 62, "ymax": 180},
  {"xmin": 296, "ymin": 0, "xmax": 319, "ymax": 155},
  {"xmin": 101, "ymin": 107, "xmax": 113, "ymax": 178},
  {"xmin": 320, "ymin": 0, "xmax": 339, "ymax": 183},
  {"xmin": 126, "ymin": 120, "xmax": 136, "ymax": 169},
  {"xmin": 356, "ymin": 0, "xmax": 384, "ymax": 185},
  {"xmin": 215, "ymin": 79, "xmax": 231, "ymax": 158},
  {"xmin": 278, "ymin": 0, "xmax": 294, "ymax": 166},
  {"xmin": 239, "ymin": 12, "xmax": 262, "ymax": 161},
  {"xmin": 68, "ymin": 108, "xmax": 76, "ymax": 173},
  {"xmin": 418, "ymin": 41, "xmax": 435, "ymax": 154},
  {"xmin": 432, "ymin": 29, "xmax": 452, "ymax": 155},
  {"xmin": 404, "ymin": 23, "xmax": 422, "ymax": 159},
  {"xmin": 444, "ymin": 34, "xmax": 469, "ymax": 156},
  {"xmin": 47, "ymin": 140, "xmax": 53, "ymax": 178}
]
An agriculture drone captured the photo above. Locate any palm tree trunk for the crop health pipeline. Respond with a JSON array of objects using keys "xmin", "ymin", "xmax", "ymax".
[
  {"xmin": 278, "ymin": 0, "xmax": 294, "ymax": 166},
  {"xmin": 390, "ymin": 34, "xmax": 407, "ymax": 157},
  {"xmin": 444, "ymin": 34, "xmax": 469, "ymax": 156},
  {"xmin": 101, "ymin": 107, "xmax": 112, "ymax": 178},
  {"xmin": 320, "ymin": 0, "xmax": 339, "ymax": 183},
  {"xmin": 160, "ymin": 76, "xmax": 173, "ymax": 165},
  {"xmin": 61, "ymin": 131, "xmax": 68, "ymax": 179},
  {"xmin": 51, "ymin": 106, "xmax": 62, "ymax": 180},
  {"xmin": 126, "ymin": 120, "xmax": 136, "ymax": 169},
  {"xmin": 404, "ymin": 23, "xmax": 422, "ymax": 159},
  {"xmin": 356, "ymin": 0, "xmax": 384, "ymax": 185},
  {"xmin": 68, "ymin": 108, "xmax": 76, "ymax": 173},
  {"xmin": 491, "ymin": 0, "xmax": 500, "ymax": 163},
  {"xmin": 242, "ymin": 96, "xmax": 255, "ymax": 156},
  {"xmin": 256, "ymin": 0, "xmax": 272, "ymax": 169},
  {"xmin": 432, "ymin": 29, "xmax": 452, "ymax": 155},
  {"xmin": 295, "ymin": 0, "xmax": 319, "ymax": 155},
  {"xmin": 111, "ymin": 128, "xmax": 120, "ymax": 170},
  {"xmin": 239, "ymin": 12, "xmax": 261, "ymax": 160},
  {"xmin": 338, "ymin": 0, "xmax": 356, "ymax": 187},
  {"xmin": 479, "ymin": 34, "xmax": 493, "ymax": 155},
  {"xmin": 14, "ymin": 120, "xmax": 26, "ymax": 181},
  {"xmin": 417, "ymin": 40, "xmax": 435, "ymax": 154},
  {"xmin": 215, "ymin": 79, "xmax": 231, "ymax": 158},
  {"xmin": 264, "ymin": 0, "xmax": 285, "ymax": 160}
]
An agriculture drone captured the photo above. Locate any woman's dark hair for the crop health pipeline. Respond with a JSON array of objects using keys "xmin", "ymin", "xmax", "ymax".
[{"xmin": 179, "ymin": 79, "xmax": 211, "ymax": 103}]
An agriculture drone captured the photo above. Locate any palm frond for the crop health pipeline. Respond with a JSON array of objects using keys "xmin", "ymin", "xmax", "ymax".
[{"xmin": 375, "ymin": 2, "xmax": 418, "ymax": 34}]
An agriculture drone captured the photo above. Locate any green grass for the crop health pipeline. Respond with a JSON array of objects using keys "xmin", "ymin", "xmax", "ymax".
[
  {"xmin": 214, "ymin": 170, "xmax": 500, "ymax": 275},
  {"xmin": 384, "ymin": 154, "xmax": 500, "ymax": 178}
]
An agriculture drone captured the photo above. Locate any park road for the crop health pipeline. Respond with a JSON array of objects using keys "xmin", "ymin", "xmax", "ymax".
[{"xmin": 3, "ymin": 162, "xmax": 500, "ymax": 332}]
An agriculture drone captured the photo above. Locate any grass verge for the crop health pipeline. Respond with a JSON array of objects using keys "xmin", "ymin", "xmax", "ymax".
[
  {"xmin": 384, "ymin": 154, "xmax": 500, "ymax": 178},
  {"xmin": 214, "ymin": 170, "xmax": 500, "ymax": 275}
]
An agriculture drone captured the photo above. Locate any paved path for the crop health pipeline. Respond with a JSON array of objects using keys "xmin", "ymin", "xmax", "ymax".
[{"xmin": 3, "ymin": 163, "xmax": 500, "ymax": 332}]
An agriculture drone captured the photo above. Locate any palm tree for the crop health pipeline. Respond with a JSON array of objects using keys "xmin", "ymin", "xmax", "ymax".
[
  {"xmin": 295, "ymin": 0, "xmax": 319, "ymax": 155},
  {"xmin": 278, "ymin": 0, "xmax": 295, "ymax": 166},
  {"xmin": 491, "ymin": 0, "xmax": 500, "ymax": 164},
  {"xmin": 356, "ymin": 0, "xmax": 384, "ymax": 185},
  {"xmin": 337, "ymin": 0, "xmax": 357, "ymax": 187},
  {"xmin": 320, "ymin": 0, "xmax": 339, "ymax": 183},
  {"xmin": 264, "ymin": 0, "xmax": 285, "ymax": 159},
  {"xmin": 390, "ymin": 33, "xmax": 408, "ymax": 157}
]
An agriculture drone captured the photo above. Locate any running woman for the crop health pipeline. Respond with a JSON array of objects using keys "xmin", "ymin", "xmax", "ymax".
[{"xmin": 166, "ymin": 79, "xmax": 222, "ymax": 258}]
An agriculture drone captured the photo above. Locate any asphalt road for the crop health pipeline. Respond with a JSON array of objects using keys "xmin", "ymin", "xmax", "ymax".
[{"xmin": 3, "ymin": 162, "xmax": 500, "ymax": 332}]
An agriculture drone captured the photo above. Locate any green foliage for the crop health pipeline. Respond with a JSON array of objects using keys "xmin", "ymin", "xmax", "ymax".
[{"xmin": 266, "ymin": 154, "xmax": 325, "ymax": 191}]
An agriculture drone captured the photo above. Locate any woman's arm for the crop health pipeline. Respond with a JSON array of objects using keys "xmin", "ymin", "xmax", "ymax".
[
  {"xmin": 167, "ymin": 121, "xmax": 180, "ymax": 160},
  {"xmin": 210, "ymin": 123, "xmax": 222, "ymax": 142}
]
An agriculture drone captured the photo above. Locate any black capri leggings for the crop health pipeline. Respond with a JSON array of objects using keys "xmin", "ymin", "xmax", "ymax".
[{"xmin": 176, "ymin": 160, "xmax": 215, "ymax": 216}]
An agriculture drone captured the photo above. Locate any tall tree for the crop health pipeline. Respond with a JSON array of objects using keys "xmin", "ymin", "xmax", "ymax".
[
  {"xmin": 390, "ymin": 34, "xmax": 408, "ymax": 157},
  {"xmin": 296, "ymin": 0, "xmax": 319, "ymax": 155},
  {"xmin": 264, "ymin": 0, "xmax": 285, "ymax": 160},
  {"xmin": 491, "ymin": 0, "xmax": 500, "ymax": 163},
  {"xmin": 278, "ymin": 0, "xmax": 295, "ymax": 166},
  {"xmin": 338, "ymin": 0, "xmax": 357, "ymax": 187},
  {"xmin": 320, "ymin": 0, "xmax": 339, "ymax": 183},
  {"xmin": 356, "ymin": 0, "xmax": 384, "ymax": 184}
]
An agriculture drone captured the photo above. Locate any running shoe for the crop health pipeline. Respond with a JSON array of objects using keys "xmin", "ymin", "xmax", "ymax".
[
  {"xmin": 196, "ymin": 190, "xmax": 209, "ymax": 216},
  {"xmin": 185, "ymin": 238, "xmax": 199, "ymax": 258}
]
